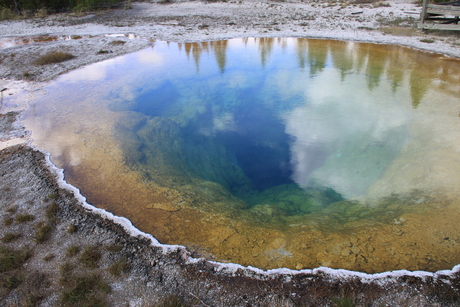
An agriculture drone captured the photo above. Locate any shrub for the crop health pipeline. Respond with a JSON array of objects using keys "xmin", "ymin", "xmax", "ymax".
[{"xmin": 33, "ymin": 51, "xmax": 75, "ymax": 65}]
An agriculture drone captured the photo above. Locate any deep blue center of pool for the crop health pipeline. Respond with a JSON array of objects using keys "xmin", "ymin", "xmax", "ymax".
[{"xmin": 104, "ymin": 39, "xmax": 412, "ymax": 214}]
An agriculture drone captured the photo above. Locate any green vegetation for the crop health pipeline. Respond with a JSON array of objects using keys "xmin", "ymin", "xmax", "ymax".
[
  {"xmin": 15, "ymin": 213, "xmax": 35, "ymax": 223},
  {"xmin": 420, "ymin": 38, "xmax": 435, "ymax": 43},
  {"xmin": 48, "ymin": 192, "xmax": 59, "ymax": 199},
  {"xmin": 108, "ymin": 257, "xmax": 130, "ymax": 276},
  {"xmin": 1, "ymin": 0, "xmax": 124, "ymax": 17},
  {"xmin": 79, "ymin": 245, "xmax": 101, "ymax": 268},
  {"xmin": 43, "ymin": 253, "xmax": 55, "ymax": 262},
  {"xmin": 332, "ymin": 297, "xmax": 355, "ymax": 307},
  {"xmin": 22, "ymin": 294, "xmax": 45, "ymax": 307},
  {"xmin": 33, "ymin": 51, "xmax": 75, "ymax": 65},
  {"xmin": 0, "ymin": 245, "xmax": 31, "ymax": 273},
  {"xmin": 0, "ymin": 273, "xmax": 23, "ymax": 289},
  {"xmin": 109, "ymin": 40, "xmax": 126, "ymax": 45},
  {"xmin": 66, "ymin": 245, "xmax": 81, "ymax": 257},
  {"xmin": 60, "ymin": 273, "xmax": 111, "ymax": 306},
  {"xmin": 156, "ymin": 295, "xmax": 187, "ymax": 307},
  {"xmin": 67, "ymin": 224, "xmax": 78, "ymax": 234},
  {"xmin": 3, "ymin": 217, "xmax": 13, "ymax": 226},
  {"xmin": 59, "ymin": 262, "xmax": 74, "ymax": 282},
  {"xmin": 5, "ymin": 206, "xmax": 18, "ymax": 213},
  {"xmin": 1, "ymin": 232, "xmax": 21, "ymax": 243},
  {"xmin": 46, "ymin": 202, "xmax": 59, "ymax": 222},
  {"xmin": 35, "ymin": 221, "xmax": 53, "ymax": 243},
  {"xmin": 105, "ymin": 244, "xmax": 122, "ymax": 252}
]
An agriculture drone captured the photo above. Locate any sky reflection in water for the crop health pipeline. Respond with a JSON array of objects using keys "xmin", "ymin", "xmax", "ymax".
[
  {"xmin": 22, "ymin": 38, "xmax": 460, "ymax": 272},
  {"xmin": 105, "ymin": 38, "xmax": 412, "ymax": 201}
]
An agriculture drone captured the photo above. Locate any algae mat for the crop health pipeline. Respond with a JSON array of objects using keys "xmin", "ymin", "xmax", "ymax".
[{"xmin": 23, "ymin": 38, "xmax": 460, "ymax": 273}]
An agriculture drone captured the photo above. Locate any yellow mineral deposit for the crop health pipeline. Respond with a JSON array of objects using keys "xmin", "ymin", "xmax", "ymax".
[{"xmin": 23, "ymin": 38, "xmax": 460, "ymax": 273}]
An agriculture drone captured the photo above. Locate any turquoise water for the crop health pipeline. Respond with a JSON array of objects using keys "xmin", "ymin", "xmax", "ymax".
[
  {"xmin": 22, "ymin": 38, "xmax": 460, "ymax": 271},
  {"xmin": 106, "ymin": 39, "xmax": 410, "ymax": 215}
]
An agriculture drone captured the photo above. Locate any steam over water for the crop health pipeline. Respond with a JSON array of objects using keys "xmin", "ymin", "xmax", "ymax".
[{"xmin": 23, "ymin": 38, "xmax": 460, "ymax": 273}]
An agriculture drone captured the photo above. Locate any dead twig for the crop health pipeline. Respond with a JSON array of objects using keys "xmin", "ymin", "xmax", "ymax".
[{"xmin": 189, "ymin": 292, "xmax": 211, "ymax": 307}]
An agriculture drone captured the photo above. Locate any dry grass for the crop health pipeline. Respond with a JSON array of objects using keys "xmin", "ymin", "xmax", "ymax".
[
  {"xmin": 108, "ymin": 257, "xmax": 130, "ymax": 276},
  {"xmin": 61, "ymin": 274, "xmax": 110, "ymax": 306},
  {"xmin": 380, "ymin": 27, "xmax": 417, "ymax": 36},
  {"xmin": 0, "ymin": 8, "xmax": 18, "ymax": 20},
  {"xmin": 3, "ymin": 217, "xmax": 13, "ymax": 226},
  {"xmin": 5, "ymin": 206, "xmax": 18, "ymax": 214},
  {"xmin": 35, "ymin": 222, "xmax": 52, "ymax": 243},
  {"xmin": 105, "ymin": 244, "xmax": 122, "ymax": 252},
  {"xmin": 1, "ymin": 232, "xmax": 21, "ymax": 243},
  {"xmin": 0, "ymin": 245, "xmax": 31, "ymax": 273},
  {"xmin": 109, "ymin": 40, "xmax": 126, "ymax": 45},
  {"xmin": 33, "ymin": 51, "xmax": 75, "ymax": 65},
  {"xmin": 16, "ymin": 213, "xmax": 35, "ymax": 223},
  {"xmin": 79, "ymin": 246, "xmax": 101, "ymax": 268},
  {"xmin": 66, "ymin": 245, "xmax": 81, "ymax": 258},
  {"xmin": 67, "ymin": 224, "xmax": 78, "ymax": 234},
  {"xmin": 46, "ymin": 202, "xmax": 59, "ymax": 223}
]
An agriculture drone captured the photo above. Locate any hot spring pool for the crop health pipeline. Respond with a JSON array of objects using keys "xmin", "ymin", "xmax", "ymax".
[{"xmin": 23, "ymin": 38, "xmax": 460, "ymax": 273}]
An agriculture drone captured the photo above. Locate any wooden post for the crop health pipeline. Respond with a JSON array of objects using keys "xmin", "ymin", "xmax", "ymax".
[{"xmin": 420, "ymin": 0, "xmax": 430, "ymax": 24}]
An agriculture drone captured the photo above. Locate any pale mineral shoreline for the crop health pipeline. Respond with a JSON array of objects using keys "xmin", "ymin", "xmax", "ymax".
[{"xmin": 1, "ymin": 1, "xmax": 460, "ymax": 305}]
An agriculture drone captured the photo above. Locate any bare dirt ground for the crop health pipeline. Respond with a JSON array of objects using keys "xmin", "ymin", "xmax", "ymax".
[{"xmin": 2, "ymin": 1, "xmax": 460, "ymax": 306}]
